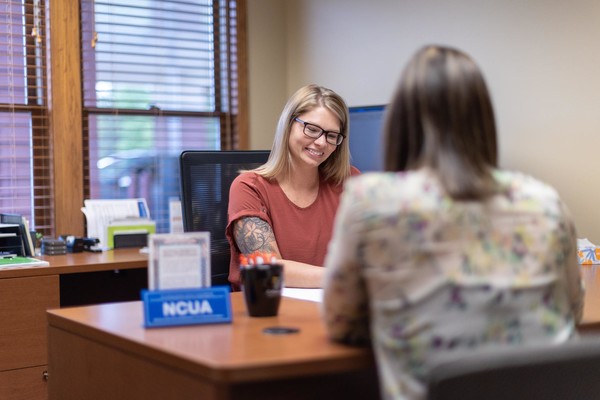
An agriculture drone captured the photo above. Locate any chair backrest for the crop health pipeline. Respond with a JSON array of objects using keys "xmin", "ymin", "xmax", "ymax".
[
  {"xmin": 427, "ymin": 338, "xmax": 600, "ymax": 400},
  {"xmin": 179, "ymin": 150, "xmax": 270, "ymax": 287}
]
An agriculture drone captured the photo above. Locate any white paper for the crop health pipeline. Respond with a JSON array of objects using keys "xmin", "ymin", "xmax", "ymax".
[
  {"xmin": 577, "ymin": 238, "xmax": 597, "ymax": 248},
  {"xmin": 82, "ymin": 198, "xmax": 151, "ymax": 249},
  {"xmin": 282, "ymin": 288, "xmax": 323, "ymax": 303},
  {"xmin": 169, "ymin": 198, "xmax": 184, "ymax": 233}
]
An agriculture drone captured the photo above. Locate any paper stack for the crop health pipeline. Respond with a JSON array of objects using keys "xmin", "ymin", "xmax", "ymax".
[{"xmin": 82, "ymin": 198, "xmax": 155, "ymax": 250}]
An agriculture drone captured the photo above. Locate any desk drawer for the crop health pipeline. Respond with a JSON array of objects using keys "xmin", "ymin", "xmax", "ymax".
[
  {"xmin": 0, "ymin": 366, "xmax": 48, "ymax": 400},
  {"xmin": 0, "ymin": 275, "xmax": 59, "ymax": 371}
]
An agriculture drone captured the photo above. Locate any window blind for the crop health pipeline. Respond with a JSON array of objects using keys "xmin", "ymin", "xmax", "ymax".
[
  {"xmin": 0, "ymin": 0, "xmax": 53, "ymax": 234},
  {"xmin": 81, "ymin": 0, "xmax": 243, "ymax": 233}
]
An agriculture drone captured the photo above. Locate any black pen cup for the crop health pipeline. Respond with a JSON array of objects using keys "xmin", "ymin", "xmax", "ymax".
[{"xmin": 240, "ymin": 263, "xmax": 283, "ymax": 317}]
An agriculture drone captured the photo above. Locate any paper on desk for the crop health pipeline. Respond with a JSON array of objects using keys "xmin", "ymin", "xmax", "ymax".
[
  {"xmin": 282, "ymin": 288, "xmax": 323, "ymax": 303},
  {"xmin": 82, "ymin": 198, "xmax": 151, "ymax": 250}
]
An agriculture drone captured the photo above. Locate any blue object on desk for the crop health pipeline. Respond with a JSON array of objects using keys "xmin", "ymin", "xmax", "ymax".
[{"xmin": 142, "ymin": 286, "xmax": 232, "ymax": 328}]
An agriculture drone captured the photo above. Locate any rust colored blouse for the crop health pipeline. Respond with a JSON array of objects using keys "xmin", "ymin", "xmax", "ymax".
[{"xmin": 226, "ymin": 168, "xmax": 359, "ymax": 289}]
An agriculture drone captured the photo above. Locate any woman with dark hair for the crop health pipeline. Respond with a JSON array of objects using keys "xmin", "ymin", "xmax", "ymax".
[
  {"xmin": 322, "ymin": 45, "xmax": 583, "ymax": 399},
  {"xmin": 226, "ymin": 84, "xmax": 359, "ymax": 290}
]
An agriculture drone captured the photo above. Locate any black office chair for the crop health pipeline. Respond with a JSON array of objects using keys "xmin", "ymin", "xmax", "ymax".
[
  {"xmin": 427, "ymin": 337, "xmax": 600, "ymax": 400},
  {"xmin": 179, "ymin": 150, "xmax": 270, "ymax": 287}
]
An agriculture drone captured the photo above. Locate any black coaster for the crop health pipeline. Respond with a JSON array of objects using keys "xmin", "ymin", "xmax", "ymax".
[{"xmin": 263, "ymin": 326, "xmax": 300, "ymax": 335}]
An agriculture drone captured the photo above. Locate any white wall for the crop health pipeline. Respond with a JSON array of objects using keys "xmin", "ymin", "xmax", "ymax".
[
  {"xmin": 246, "ymin": 0, "xmax": 288, "ymax": 150},
  {"xmin": 247, "ymin": 0, "xmax": 600, "ymax": 241}
]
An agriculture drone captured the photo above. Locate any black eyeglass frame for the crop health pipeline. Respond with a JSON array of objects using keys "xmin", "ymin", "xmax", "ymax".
[{"xmin": 294, "ymin": 117, "xmax": 345, "ymax": 146}]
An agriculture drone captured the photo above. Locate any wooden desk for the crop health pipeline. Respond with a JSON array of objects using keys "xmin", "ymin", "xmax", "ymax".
[
  {"xmin": 0, "ymin": 247, "xmax": 147, "ymax": 279},
  {"xmin": 5, "ymin": 254, "xmax": 598, "ymax": 399},
  {"xmin": 579, "ymin": 264, "xmax": 600, "ymax": 332},
  {"xmin": 47, "ymin": 293, "xmax": 380, "ymax": 400},
  {"xmin": 0, "ymin": 249, "xmax": 147, "ymax": 400}
]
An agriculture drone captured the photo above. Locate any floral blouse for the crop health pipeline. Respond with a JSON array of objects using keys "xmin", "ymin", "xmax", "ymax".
[{"xmin": 322, "ymin": 168, "xmax": 583, "ymax": 400}]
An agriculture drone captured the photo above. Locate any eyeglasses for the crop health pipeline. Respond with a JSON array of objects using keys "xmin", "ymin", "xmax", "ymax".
[{"xmin": 294, "ymin": 117, "xmax": 345, "ymax": 146}]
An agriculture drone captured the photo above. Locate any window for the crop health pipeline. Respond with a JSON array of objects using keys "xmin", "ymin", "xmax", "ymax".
[
  {"xmin": 81, "ymin": 0, "xmax": 244, "ymax": 232},
  {"xmin": 0, "ymin": 0, "xmax": 52, "ymax": 233},
  {"xmin": 1, "ymin": 0, "xmax": 246, "ymax": 238}
]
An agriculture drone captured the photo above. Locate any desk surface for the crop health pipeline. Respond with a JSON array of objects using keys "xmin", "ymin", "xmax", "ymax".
[
  {"xmin": 3, "ymin": 251, "xmax": 597, "ymax": 330},
  {"xmin": 47, "ymin": 293, "xmax": 375, "ymax": 384},
  {"xmin": 28, "ymin": 256, "xmax": 600, "ymax": 330},
  {"xmin": 0, "ymin": 248, "xmax": 147, "ymax": 279}
]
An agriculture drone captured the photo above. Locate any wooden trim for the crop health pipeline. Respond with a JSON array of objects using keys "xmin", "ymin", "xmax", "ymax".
[
  {"xmin": 236, "ymin": 0, "xmax": 250, "ymax": 150},
  {"xmin": 48, "ymin": 0, "xmax": 84, "ymax": 236}
]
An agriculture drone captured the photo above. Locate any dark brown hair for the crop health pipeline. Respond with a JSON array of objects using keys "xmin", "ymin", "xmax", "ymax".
[{"xmin": 384, "ymin": 45, "xmax": 498, "ymax": 200}]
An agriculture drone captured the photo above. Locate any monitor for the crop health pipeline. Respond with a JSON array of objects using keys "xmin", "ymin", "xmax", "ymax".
[{"xmin": 348, "ymin": 105, "xmax": 387, "ymax": 172}]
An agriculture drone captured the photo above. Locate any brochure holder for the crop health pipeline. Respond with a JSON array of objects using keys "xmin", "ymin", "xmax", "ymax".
[{"xmin": 142, "ymin": 231, "xmax": 230, "ymax": 328}]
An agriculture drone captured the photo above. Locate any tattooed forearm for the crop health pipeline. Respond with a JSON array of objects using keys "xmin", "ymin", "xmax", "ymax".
[{"xmin": 234, "ymin": 217, "xmax": 280, "ymax": 255}]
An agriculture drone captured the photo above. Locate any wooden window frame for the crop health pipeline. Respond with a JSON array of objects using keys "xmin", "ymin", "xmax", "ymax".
[{"xmin": 47, "ymin": 0, "xmax": 248, "ymax": 237}]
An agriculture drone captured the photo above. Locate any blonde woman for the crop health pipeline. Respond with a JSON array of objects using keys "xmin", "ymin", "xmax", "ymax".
[{"xmin": 226, "ymin": 84, "xmax": 359, "ymax": 289}]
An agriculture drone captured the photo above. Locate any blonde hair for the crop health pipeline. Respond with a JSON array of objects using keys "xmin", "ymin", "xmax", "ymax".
[{"xmin": 253, "ymin": 84, "xmax": 351, "ymax": 185}]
